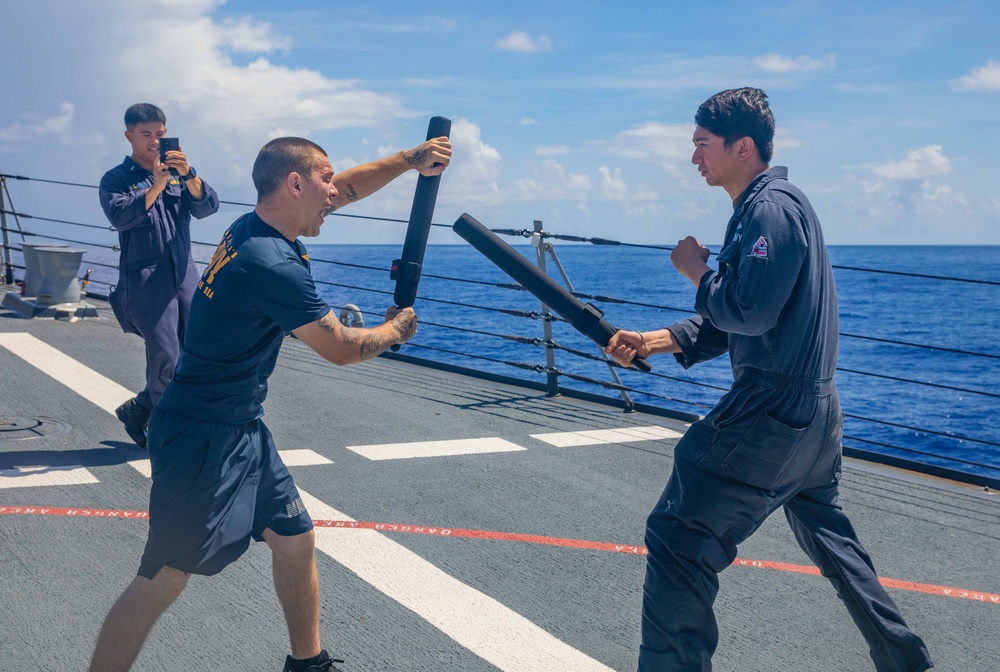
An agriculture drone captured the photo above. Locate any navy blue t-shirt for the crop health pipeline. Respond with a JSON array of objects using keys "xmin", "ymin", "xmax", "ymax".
[{"xmin": 158, "ymin": 211, "xmax": 331, "ymax": 423}]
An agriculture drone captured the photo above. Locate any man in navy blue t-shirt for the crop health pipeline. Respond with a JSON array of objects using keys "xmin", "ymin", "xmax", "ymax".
[{"xmin": 89, "ymin": 135, "xmax": 451, "ymax": 672}]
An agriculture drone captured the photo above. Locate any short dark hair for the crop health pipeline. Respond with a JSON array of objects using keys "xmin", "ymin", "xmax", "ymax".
[
  {"xmin": 695, "ymin": 88, "xmax": 774, "ymax": 164},
  {"xmin": 124, "ymin": 103, "xmax": 166, "ymax": 129},
  {"xmin": 252, "ymin": 137, "xmax": 328, "ymax": 203}
]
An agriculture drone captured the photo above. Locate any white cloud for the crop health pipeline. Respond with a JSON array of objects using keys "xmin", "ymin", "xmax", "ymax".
[
  {"xmin": 46, "ymin": 0, "xmax": 418, "ymax": 188},
  {"xmin": 599, "ymin": 167, "xmax": 628, "ymax": 202},
  {"xmin": 608, "ymin": 118, "xmax": 801, "ymax": 170},
  {"xmin": 596, "ymin": 166, "xmax": 662, "ymax": 219},
  {"xmin": 922, "ymin": 183, "xmax": 964, "ymax": 205},
  {"xmin": 513, "ymin": 159, "xmax": 591, "ymax": 202},
  {"xmin": 125, "ymin": 16, "xmax": 409, "ymax": 137},
  {"xmin": 953, "ymin": 60, "xmax": 1000, "ymax": 91},
  {"xmin": 754, "ymin": 54, "xmax": 836, "ymax": 73},
  {"xmin": 313, "ymin": 118, "xmax": 503, "ymax": 228},
  {"xmin": 437, "ymin": 118, "xmax": 503, "ymax": 206},
  {"xmin": 843, "ymin": 175, "xmax": 968, "ymax": 233},
  {"xmin": 680, "ymin": 200, "xmax": 713, "ymax": 220},
  {"xmin": 607, "ymin": 122, "xmax": 694, "ymax": 177},
  {"xmin": 535, "ymin": 145, "xmax": 569, "ymax": 156},
  {"xmin": 507, "ymin": 160, "xmax": 662, "ymax": 221},
  {"xmin": 217, "ymin": 16, "xmax": 290, "ymax": 52},
  {"xmin": 519, "ymin": 118, "xmax": 540, "ymax": 126},
  {"xmin": 0, "ymin": 103, "xmax": 75, "ymax": 143},
  {"xmin": 872, "ymin": 145, "xmax": 951, "ymax": 180},
  {"xmin": 773, "ymin": 128, "xmax": 802, "ymax": 153},
  {"xmin": 495, "ymin": 31, "xmax": 552, "ymax": 53},
  {"xmin": 0, "ymin": 0, "xmax": 453, "ymax": 242}
]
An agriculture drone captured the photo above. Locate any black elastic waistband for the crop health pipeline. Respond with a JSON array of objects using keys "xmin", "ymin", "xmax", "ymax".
[{"xmin": 736, "ymin": 367, "xmax": 835, "ymax": 395}]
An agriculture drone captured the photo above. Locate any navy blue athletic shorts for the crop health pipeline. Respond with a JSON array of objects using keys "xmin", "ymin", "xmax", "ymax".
[{"xmin": 137, "ymin": 408, "xmax": 313, "ymax": 579}]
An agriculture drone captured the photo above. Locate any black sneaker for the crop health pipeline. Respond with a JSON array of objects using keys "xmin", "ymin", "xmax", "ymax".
[
  {"xmin": 115, "ymin": 397, "xmax": 150, "ymax": 448},
  {"xmin": 281, "ymin": 650, "xmax": 344, "ymax": 672}
]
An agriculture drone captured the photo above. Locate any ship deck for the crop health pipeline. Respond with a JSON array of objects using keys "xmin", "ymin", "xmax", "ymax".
[{"xmin": 2, "ymin": 297, "xmax": 998, "ymax": 671}]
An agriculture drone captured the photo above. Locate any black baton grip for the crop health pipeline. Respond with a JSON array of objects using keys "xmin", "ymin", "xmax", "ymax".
[
  {"xmin": 390, "ymin": 116, "xmax": 451, "ymax": 351},
  {"xmin": 393, "ymin": 116, "xmax": 451, "ymax": 309},
  {"xmin": 452, "ymin": 213, "xmax": 651, "ymax": 373}
]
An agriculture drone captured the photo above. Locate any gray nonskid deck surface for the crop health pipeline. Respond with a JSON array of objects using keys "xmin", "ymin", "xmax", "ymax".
[{"xmin": 1, "ymin": 303, "xmax": 998, "ymax": 671}]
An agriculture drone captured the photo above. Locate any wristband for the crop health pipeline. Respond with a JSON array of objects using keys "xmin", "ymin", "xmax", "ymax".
[{"xmin": 638, "ymin": 331, "xmax": 650, "ymax": 358}]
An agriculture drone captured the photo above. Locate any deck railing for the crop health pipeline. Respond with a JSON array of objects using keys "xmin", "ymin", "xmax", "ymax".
[{"xmin": 2, "ymin": 171, "xmax": 998, "ymax": 489}]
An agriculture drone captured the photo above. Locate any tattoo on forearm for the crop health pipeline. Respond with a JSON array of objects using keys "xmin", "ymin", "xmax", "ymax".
[
  {"xmin": 404, "ymin": 148, "xmax": 428, "ymax": 166},
  {"xmin": 345, "ymin": 183, "xmax": 359, "ymax": 202},
  {"xmin": 340, "ymin": 325, "xmax": 393, "ymax": 361},
  {"xmin": 359, "ymin": 333, "xmax": 391, "ymax": 360}
]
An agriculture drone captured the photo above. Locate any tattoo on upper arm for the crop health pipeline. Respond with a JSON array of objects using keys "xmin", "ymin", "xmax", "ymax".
[
  {"xmin": 404, "ymin": 148, "xmax": 428, "ymax": 166},
  {"xmin": 344, "ymin": 184, "xmax": 359, "ymax": 202},
  {"xmin": 318, "ymin": 312, "xmax": 340, "ymax": 333}
]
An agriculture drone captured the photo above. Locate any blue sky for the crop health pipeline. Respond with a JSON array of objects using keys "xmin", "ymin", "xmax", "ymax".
[{"xmin": 1, "ymin": 0, "xmax": 999, "ymax": 246}]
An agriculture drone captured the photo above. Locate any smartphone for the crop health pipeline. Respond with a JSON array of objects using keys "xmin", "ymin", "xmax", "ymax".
[{"xmin": 159, "ymin": 137, "xmax": 179, "ymax": 164}]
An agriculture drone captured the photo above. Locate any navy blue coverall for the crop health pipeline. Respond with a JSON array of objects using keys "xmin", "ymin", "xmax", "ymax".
[
  {"xmin": 99, "ymin": 156, "xmax": 220, "ymax": 412},
  {"xmin": 639, "ymin": 167, "xmax": 932, "ymax": 672}
]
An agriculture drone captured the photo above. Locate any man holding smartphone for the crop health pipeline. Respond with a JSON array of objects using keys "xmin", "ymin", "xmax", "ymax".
[{"xmin": 99, "ymin": 103, "xmax": 220, "ymax": 448}]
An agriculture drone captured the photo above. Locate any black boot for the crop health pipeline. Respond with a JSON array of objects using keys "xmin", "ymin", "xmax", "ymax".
[
  {"xmin": 282, "ymin": 650, "xmax": 344, "ymax": 672},
  {"xmin": 114, "ymin": 397, "xmax": 150, "ymax": 448}
]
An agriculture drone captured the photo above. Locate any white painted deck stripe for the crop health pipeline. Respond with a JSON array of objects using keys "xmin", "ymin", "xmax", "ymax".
[
  {"xmin": 126, "ymin": 459, "xmax": 152, "ymax": 478},
  {"xmin": 0, "ymin": 332, "xmax": 150, "ymax": 477},
  {"xmin": 346, "ymin": 437, "xmax": 526, "ymax": 461},
  {"xmin": 0, "ymin": 333, "xmax": 332, "ymax": 476},
  {"xmin": 2, "ymin": 331, "xmax": 613, "ymax": 669},
  {"xmin": 300, "ymin": 490, "xmax": 613, "ymax": 672},
  {"xmin": 531, "ymin": 424, "xmax": 684, "ymax": 447},
  {"xmin": 128, "ymin": 449, "xmax": 331, "ymax": 479},
  {"xmin": 0, "ymin": 465, "xmax": 99, "ymax": 489},
  {"xmin": 278, "ymin": 449, "xmax": 333, "ymax": 466},
  {"xmin": 0, "ymin": 332, "xmax": 134, "ymax": 415}
]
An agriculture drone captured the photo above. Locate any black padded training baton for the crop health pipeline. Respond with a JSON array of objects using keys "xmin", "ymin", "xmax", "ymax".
[
  {"xmin": 453, "ymin": 213, "xmax": 652, "ymax": 372},
  {"xmin": 389, "ymin": 116, "xmax": 451, "ymax": 350}
]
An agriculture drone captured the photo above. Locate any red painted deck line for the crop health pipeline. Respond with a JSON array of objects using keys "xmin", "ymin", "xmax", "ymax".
[{"xmin": 4, "ymin": 504, "xmax": 998, "ymax": 605}]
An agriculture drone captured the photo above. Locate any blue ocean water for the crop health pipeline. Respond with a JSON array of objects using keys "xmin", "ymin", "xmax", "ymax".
[
  {"xmin": 54, "ymin": 241, "xmax": 1000, "ymax": 481},
  {"xmin": 303, "ymin": 243, "xmax": 1000, "ymax": 481}
]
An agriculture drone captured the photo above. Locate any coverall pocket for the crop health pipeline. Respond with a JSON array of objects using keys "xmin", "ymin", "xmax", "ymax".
[
  {"xmin": 108, "ymin": 285, "xmax": 139, "ymax": 335},
  {"xmin": 736, "ymin": 256, "xmax": 767, "ymax": 308},
  {"xmin": 720, "ymin": 409, "xmax": 810, "ymax": 491}
]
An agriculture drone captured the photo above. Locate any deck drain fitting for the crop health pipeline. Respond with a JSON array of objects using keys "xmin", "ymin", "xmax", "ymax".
[{"xmin": 0, "ymin": 416, "xmax": 71, "ymax": 441}]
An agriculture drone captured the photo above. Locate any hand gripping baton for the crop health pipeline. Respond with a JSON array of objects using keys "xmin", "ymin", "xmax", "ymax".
[
  {"xmin": 389, "ymin": 116, "xmax": 451, "ymax": 351},
  {"xmin": 453, "ymin": 213, "xmax": 651, "ymax": 372}
]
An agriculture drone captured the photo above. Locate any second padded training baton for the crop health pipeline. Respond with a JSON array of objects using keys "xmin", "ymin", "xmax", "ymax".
[
  {"xmin": 389, "ymin": 115, "xmax": 451, "ymax": 350},
  {"xmin": 453, "ymin": 213, "xmax": 651, "ymax": 372}
]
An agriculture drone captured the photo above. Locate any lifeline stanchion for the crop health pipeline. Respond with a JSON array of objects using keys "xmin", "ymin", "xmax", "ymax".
[
  {"xmin": 1, "ymin": 172, "xmax": 15, "ymax": 285},
  {"xmin": 532, "ymin": 220, "xmax": 561, "ymax": 397},
  {"xmin": 453, "ymin": 212, "xmax": 652, "ymax": 373},
  {"xmin": 535, "ymin": 219, "xmax": 635, "ymax": 410}
]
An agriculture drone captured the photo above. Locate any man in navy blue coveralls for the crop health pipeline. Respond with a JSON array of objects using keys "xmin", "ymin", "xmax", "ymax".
[
  {"xmin": 607, "ymin": 88, "xmax": 932, "ymax": 672},
  {"xmin": 99, "ymin": 103, "xmax": 220, "ymax": 448},
  {"xmin": 89, "ymin": 135, "xmax": 451, "ymax": 672}
]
